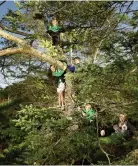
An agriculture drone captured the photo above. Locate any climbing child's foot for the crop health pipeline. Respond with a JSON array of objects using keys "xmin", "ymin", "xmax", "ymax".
[
  {"xmin": 57, "ymin": 105, "xmax": 61, "ymax": 108},
  {"xmin": 61, "ymin": 105, "xmax": 65, "ymax": 110}
]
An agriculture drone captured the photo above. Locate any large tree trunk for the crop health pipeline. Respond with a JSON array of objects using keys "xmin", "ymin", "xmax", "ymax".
[
  {"xmin": 0, "ymin": 29, "xmax": 65, "ymax": 70},
  {"xmin": 0, "ymin": 29, "xmax": 77, "ymax": 120},
  {"xmin": 64, "ymin": 72, "xmax": 75, "ymax": 117},
  {"xmin": 64, "ymin": 73, "xmax": 79, "ymax": 131}
]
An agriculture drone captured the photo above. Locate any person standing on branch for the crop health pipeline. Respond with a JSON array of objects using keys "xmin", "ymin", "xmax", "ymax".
[{"xmin": 48, "ymin": 17, "xmax": 63, "ymax": 47}]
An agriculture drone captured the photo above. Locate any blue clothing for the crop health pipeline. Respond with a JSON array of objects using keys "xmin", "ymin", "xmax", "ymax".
[{"xmin": 68, "ymin": 65, "xmax": 75, "ymax": 72}]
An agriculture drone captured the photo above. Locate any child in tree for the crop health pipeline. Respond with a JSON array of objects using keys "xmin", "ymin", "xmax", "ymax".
[
  {"xmin": 82, "ymin": 103, "xmax": 96, "ymax": 121},
  {"xmin": 48, "ymin": 17, "xmax": 62, "ymax": 47},
  {"xmin": 68, "ymin": 57, "xmax": 81, "ymax": 73},
  {"xmin": 50, "ymin": 61, "xmax": 67, "ymax": 80},
  {"xmin": 50, "ymin": 64, "xmax": 66, "ymax": 109},
  {"xmin": 73, "ymin": 57, "xmax": 81, "ymax": 72},
  {"xmin": 74, "ymin": 57, "xmax": 81, "ymax": 65},
  {"xmin": 57, "ymin": 77, "xmax": 65, "ymax": 108}
]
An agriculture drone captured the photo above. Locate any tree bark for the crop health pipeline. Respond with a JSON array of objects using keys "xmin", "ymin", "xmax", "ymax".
[
  {"xmin": 0, "ymin": 29, "xmax": 65, "ymax": 70},
  {"xmin": 0, "ymin": 29, "xmax": 75, "ymax": 116},
  {"xmin": 0, "ymin": 48, "xmax": 24, "ymax": 56},
  {"xmin": 0, "ymin": 23, "xmax": 31, "ymax": 37},
  {"xmin": 64, "ymin": 73, "xmax": 75, "ymax": 117}
]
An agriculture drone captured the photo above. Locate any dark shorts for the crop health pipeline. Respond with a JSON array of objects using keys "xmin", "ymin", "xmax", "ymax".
[{"xmin": 49, "ymin": 31, "xmax": 60, "ymax": 46}]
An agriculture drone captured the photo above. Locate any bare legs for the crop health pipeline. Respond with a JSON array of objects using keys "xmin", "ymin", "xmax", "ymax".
[{"xmin": 58, "ymin": 91, "xmax": 64, "ymax": 107}]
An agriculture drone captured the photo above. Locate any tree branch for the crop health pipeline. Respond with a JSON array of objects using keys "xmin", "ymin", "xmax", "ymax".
[
  {"xmin": 95, "ymin": 111, "xmax": 111, "ymax": 165},
  {"xmin": 0, "ymin": 23, "xmax": 32, "ymax": 37},
  {"xmin": 0, "ymin": 29, "xmax": 65, "ymax": 70},
  {"xmin": 0, "ymin": 1, "xmax": 6, "ymax": 7},
  {"xmin": 0, "ymin": 29, "xmax": 26, "ymax": 45},
  {"xmin": 0, "ymin": 47, "xmax": 24, "ymax": 56}
]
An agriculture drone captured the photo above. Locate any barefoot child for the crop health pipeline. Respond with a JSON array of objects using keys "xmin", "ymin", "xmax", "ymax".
[
  {"xmin": 57, "ymin": 78, "xmax": 65, "ymax": 108},
  {"xmin": 50, "ymin": 64, "xmax": 67, "ymax": 109}
]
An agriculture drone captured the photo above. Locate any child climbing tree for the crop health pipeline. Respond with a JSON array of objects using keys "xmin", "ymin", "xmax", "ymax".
[
  {"xmin": 57, "ymin": 77, "xmax": 65, "ymax": 109},
  {"xmin": 82, "ymin": 103, "xmax": 96, "ymax": 121},
  {"xmin": 1, "ymin": 1, "xmax": 138, "ymax": 165},
  {"xmin": 48, "ymin": 17, "xmax": 63, "ymax": 47},
  {"xmin": 50, "ymin": 62, "xmax": 67, "ymax": 109}
]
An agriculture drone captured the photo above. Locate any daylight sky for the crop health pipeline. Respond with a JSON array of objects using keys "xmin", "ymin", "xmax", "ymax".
[
  {"xmin": 0, "ymin": 1, "xmax": 16, "ymax": 88},
  {"xmin": 0, "ymin": 1, "xmax": 138, "ymax": 88},
  {"xmin": 0, "ymin": 1, "xmax": 16, "ymax": 19}
]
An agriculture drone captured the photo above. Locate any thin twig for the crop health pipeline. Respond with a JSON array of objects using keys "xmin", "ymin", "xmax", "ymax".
[
  {"xmin": 95, "ymin": 110, "xmax": 111, "ymax": 165},
  {"xmin": 0, "ymin": 0, "xmax": 6, "ymax": 7}
]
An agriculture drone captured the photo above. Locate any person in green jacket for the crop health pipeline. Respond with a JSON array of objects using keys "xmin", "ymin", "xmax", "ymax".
[
  {"xmin": 50, "ymin": 63, "xmax": 67, "ymax": 109},
  {"xmin": 50, "ymin": 62, "xmax": 67, "ymax": 77},
  {"xmin": 48, "ymin": 17, "xmax": 62, "ymax": 46},
  {"xmin": 82, "ymin": 103, "xmax": 96, "ymax": 121}
]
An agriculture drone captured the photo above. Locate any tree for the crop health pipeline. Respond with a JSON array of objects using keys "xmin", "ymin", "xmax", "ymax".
[
  {"xmin": 0, "ymin": 1, "xmax": 138, "ymax": 165},
  {"xmin": 0, "ymin": 1, "xmax": 134, "ymax": 112}
]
